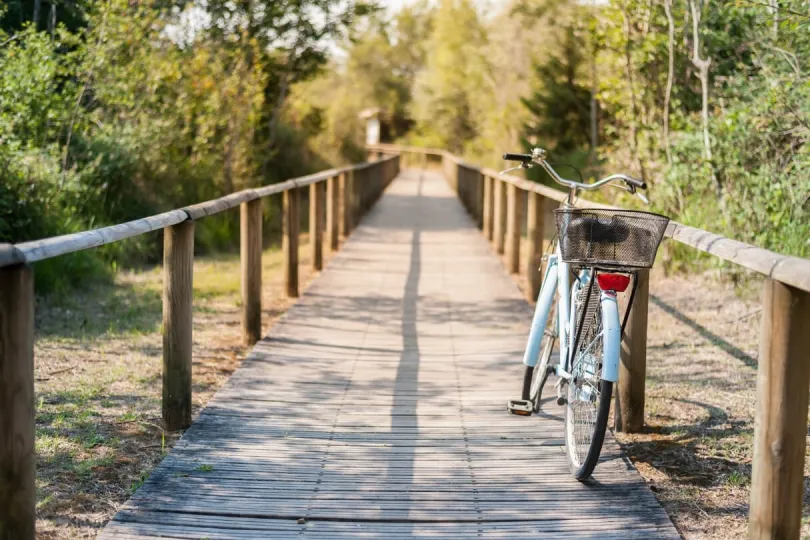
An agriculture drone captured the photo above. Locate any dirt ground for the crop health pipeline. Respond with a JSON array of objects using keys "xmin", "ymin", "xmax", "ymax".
[
  {"xmin": 33, "ymin": 241, "xmax": 321, "ymax": 539},
  {"xmin": 616, "ymin": 269, "xmax": 770, "ymax": 540},
  {"xmin": 513, "ymin": 259, "xmax": 807, "ymax": 540}
]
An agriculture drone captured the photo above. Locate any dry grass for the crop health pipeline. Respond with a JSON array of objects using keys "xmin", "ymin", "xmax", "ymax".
[{"xmin": 33, "ymin": 238, "xmax": 323, "ymax": 539}]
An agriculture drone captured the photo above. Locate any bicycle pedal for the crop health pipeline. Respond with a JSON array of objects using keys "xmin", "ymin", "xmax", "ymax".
[{"xmin": 507, "ymin": 399, "xmax": 533, "ymax": 416}]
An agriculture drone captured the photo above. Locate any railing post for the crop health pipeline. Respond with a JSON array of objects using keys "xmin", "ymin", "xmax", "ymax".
[
  {"xmin": 482, "ymin": 175, "xmax": 493, "ymax": 241},
  {"xmin": 310, "ymin": 182, "xmax": 323, "ymax": 271},
  {"xmin": 526, "ymin": 191, "xmax": 545, "ymax": 301},
  {"xmin": 493, "ymin": 179, "xmax": 507, "ymax": 255},
  {"xmin": 475, "ymin": 171, "xmax": 483, "ymax": 227},
  {"xmin": 327, "ymin": 175, "xmax": 339, "ymax": 252},
  {"xmin": 163, "ymin": 220, "xmax": 194, "ymax": 431},
  {"xmin": 506, "ymin": 184, "xmax": 523, "ymax": 274},
  {"xmin": 240, "ymin": 199, "xmax": 262, "ymax": 346},
  {"xmin": 283, "ymin": 188, "xmax": 300, "ymax": 297},
  {"xmin": 342, "ymin": 170, "xmax": 354, "ymax": 236},
  {"xmin": 749, "ymin": 280, "xmax": 810, "ymax": 540},
  {"xmin": 615, "ymin": 268, "xmax": 649, "ymax": 433},
  {"xmin": 0, "ymin": 263, "xmax": 35, "ymax": 540}
]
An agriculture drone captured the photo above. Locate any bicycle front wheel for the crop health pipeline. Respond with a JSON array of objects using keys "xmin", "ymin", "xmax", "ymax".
[
  {"xmin": 565, "ymin": 283, "xmax": 613, "ymax": 481},
  {"xmin": 524, "ymin": 303, "xmax": 557, "ymax": 412}
]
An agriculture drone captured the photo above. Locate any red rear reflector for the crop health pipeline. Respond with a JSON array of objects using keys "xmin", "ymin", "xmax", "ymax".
[{"xmin": 597, "ymin": 273, "xmax": 631, "ymax": 292}]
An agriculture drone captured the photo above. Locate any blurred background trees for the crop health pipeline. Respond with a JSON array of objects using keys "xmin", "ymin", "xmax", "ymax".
[
  {"xmin": 292, "ymin": 0, "xmax": 808, "ymax": 270},
  {"xmin": 1, "ymin": 0, "xmax": 807, "ymax": 291}
]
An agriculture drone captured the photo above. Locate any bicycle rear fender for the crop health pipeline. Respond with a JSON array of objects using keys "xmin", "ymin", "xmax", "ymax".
[
  {"xmin": 600, "ymin": 292, "xmax": 621, "ymax": 382},
  {"xmin": 522, "ymin": 256, "xmax": 558, "ymax": 367}
]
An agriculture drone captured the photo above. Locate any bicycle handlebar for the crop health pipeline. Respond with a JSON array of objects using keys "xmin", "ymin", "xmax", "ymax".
[
  {"xmin": 501, "ymin": 148, "xmax": 648, "ymax": 201},
  {"xmin": 502, "ymin": 152, "xmax": 532, "ymax": 163}
]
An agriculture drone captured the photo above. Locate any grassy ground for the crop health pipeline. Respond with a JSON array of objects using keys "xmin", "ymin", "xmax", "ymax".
[{"xmin": 33, "ymin": 239, "xmax": 321, "ymax": 539}]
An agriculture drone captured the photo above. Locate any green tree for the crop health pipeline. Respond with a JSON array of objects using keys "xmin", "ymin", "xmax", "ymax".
[
  {"xmin": 410, "ymin": 0, "xmax": 491, "ymax": 153},
  {"xmin": 521, "ymin": 26, "xmax": 592, "ymax": 157}
]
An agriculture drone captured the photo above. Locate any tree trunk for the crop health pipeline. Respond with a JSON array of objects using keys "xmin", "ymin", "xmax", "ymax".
[
  {"xmin": 663, "ymin": 0, "xmax": 675, "ymax": 165},
  {"xmin": 33, "ymin": 0, "xmax": 41, "ymax": 27},
  {"xmin": 689, "ymin": 0, "xmax": 721, "ymax": 200},
  {"xmin": 621, "ymin": 9, "xmax": 648, "ymax": 182}
]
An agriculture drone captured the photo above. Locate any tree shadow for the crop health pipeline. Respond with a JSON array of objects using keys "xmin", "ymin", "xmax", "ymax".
[{"xmin": 649, "ymin": 294, "xmax": 757, "ymax": 369}]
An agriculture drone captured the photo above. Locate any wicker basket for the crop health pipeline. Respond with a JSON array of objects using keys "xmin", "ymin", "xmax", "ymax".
[{"xmin": 555, "ymin": 208, "xmax": 670, "ymax": 268}]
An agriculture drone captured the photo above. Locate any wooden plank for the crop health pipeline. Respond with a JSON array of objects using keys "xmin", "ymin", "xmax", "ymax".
[
  {"xmin": 162, "ymin": 221, "xmax": 194, "ymax": 431},
  {"xmin": 749, "ymin": 279, "xmax": 810, "ymax": 539},
  {"xmin": 283, "ymin": 188, "xmax": 300, "ymax": 297},
  {"xmin": 0, "ymin": 264, "xmax": 35, "ymax": 540},
  {"xmin": 615, "ymin": 269, "xmax": 649, "ymax": 433},
  {"xmin": 310, "ymin": 182, "xmax": 324, "ymax": 271},
  {"xmin": 240, "ymin": 199, "xmax": 262, "ymax": 346}
]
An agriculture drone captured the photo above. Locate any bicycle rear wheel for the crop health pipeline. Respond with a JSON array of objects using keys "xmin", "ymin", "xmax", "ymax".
[{"xmin": 564, "ymin": 283, "xmax": 612, "ymax": 481}]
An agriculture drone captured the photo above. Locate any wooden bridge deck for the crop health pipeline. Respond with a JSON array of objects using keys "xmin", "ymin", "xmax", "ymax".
[{"xmin": 101, "ymin": 170, "xmax": 680, "ymax": 539}]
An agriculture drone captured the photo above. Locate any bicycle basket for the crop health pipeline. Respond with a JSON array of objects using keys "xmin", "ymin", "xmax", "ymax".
[{"xmin": 555, "ymin": 208, "xmax": 670, "ymax": 268}]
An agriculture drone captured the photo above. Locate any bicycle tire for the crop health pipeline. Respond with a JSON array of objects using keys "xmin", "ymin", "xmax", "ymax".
[
  {"xmin": 564, "ymin": 282, "xmax": 612, "ymax": 481},
  {"xmin": 566, "ymin": 380, "xmax": 612, "ymax": 480}
]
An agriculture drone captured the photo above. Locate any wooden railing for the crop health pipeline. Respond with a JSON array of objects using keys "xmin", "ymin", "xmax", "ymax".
[
  {"xmin": 372, "ymin": 143, "xmax": 810, "ymax": 540},
  {"xmin": 0, "ymin": 154, "xmax": 400, "ymax": 539}
]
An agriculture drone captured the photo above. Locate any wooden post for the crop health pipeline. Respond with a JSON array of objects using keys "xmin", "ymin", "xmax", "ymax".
[
  {"xmin": 0, "ymin": 264, "xmax": 35, "ymax": 540},
  {"xmin": 283, "ymin": 188, "xmax": 300, "ymax": 297},
  {"xmin": 749, "ymin": 280, "xmax": 810, "ymax": 540},
  {"xmin": 240, "ymin": 199, "xmax": 262, "ymax": 346},
  {"xmin": 615, "ymin": 268, "xmax": 649, "ymax": 433},
  {"xmin": 310, "ymin": 182, "xmax": 323, "ymax": 270},
  {"xmin": 474, "ymin": 172, "xmax": 483, "ymax": 227},
  {"xmin": 506, "ymin": 184, "xmax": 522, "ymax": 274},
  {"xmin": 421, "ymin": 152, "xmax": 427, "ymax": 170},
  {"xmin": 526, "ymin": 191, "xmax": 545, "ymax": 301},
  {"xmin": 493, "ymin": 179, "xmax": 507, "ymax": 255},
  {"xmin": 163, "ymin": 220, "xmax": 194, "ymax": 432},
  {"xmin": 350, "ymin": 168, "xmax": 360, "ymax": 228},
  {"xmin": 326, "ymin": 175, "xmax": 339, "ymax": 252},
  {"xmin": 482, "ymin": 176, "xmax": 494, "ymax": 241},
  {"xmin": 341, "ymin": 171, "xmax": 353, "ymax": 237}
]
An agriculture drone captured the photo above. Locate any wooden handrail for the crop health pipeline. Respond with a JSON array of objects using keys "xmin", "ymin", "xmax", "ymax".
[
  {"xmin": 372, "ymin": 142, "xmax": 810, "ymax": 540},
  {"xmin": 0, "ymin": 158, "xmax": 398, "ymax": 268},
  {"xmin": 370, "ymin": 143, "xmax": 810, "ymax": 293},
  {"xmin": 0, "ymin": 153, "xmax": 401, "ymax": 539}
]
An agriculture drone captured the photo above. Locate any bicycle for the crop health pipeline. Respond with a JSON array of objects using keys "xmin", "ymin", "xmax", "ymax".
[{"xmin": 503, "ymin": 148, "xmax": 669, "ymax": 481}]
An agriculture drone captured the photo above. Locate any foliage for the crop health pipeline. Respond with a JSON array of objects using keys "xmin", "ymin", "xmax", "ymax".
[
  {"xmin": 0, "ymin": 0, "xmax": 379, "ymax": 294},
  {"xmin": 296, "ymin": 0, "xmax": 808, "ymax": 270}
]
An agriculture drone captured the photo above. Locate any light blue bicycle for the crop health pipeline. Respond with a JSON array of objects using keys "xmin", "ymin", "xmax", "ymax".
[{"xmin": 504, "ymin": 148, "xmax": 669, "ymax": 481}]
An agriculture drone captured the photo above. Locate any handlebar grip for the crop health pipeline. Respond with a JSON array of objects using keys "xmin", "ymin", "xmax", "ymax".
[
  {"xmin": 625, "ymin": 176, "xmax": 647, "ymax": 190},
  {"xmin": 503, "ymin": 152, "xmax": 532, "ymax": 162}
]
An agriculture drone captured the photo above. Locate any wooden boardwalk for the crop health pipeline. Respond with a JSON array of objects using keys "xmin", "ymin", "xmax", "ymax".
[{"xmin": 101, "ymin": 170, "xmax": 680, "ymax": 539}]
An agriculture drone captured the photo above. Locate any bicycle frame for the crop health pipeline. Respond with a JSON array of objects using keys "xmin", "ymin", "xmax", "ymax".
[{"xmin": 521, "ymin": 244, "xmax": 622, "ymax": 385}]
